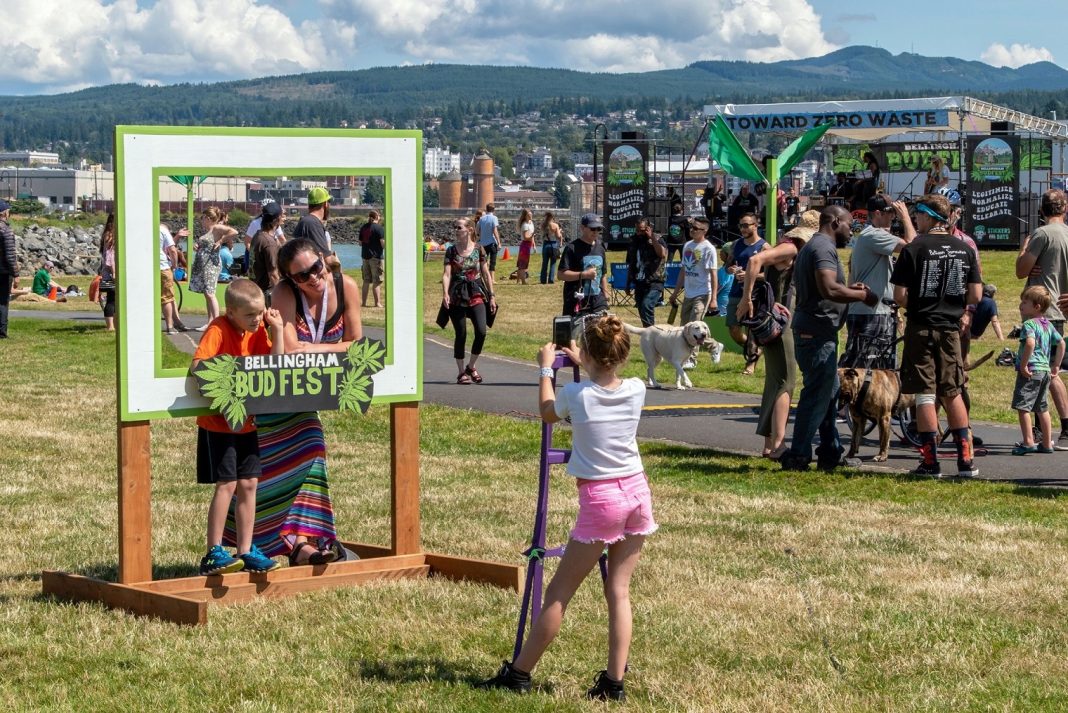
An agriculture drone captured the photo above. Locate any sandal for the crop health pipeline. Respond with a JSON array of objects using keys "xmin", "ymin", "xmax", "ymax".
[
  {"xmin": 457, "ymin": 372, "xmax": 472, "ymax": 384},
  {"xmin": 465, "ymin": 365, "xmax": 483, "ymax": 384},
  {"xmin": 288, "ymin": 541, "xmax": 328, "ymax": 567}
]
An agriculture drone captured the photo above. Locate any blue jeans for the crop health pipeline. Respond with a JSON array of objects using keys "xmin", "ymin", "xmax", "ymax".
[
  {"xmin": 787, "ymin": 334, "xmax": 842, "ymax": 464},
  {"xmin": 634, "ymin": 281, "xmax": 663, "ymax": 327},
  {"xmin": 540, "ymin": 241, "xmax": 558, "ymax": 284}
]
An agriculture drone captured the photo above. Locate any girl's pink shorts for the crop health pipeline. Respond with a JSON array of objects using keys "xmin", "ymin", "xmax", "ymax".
[{"xmin": 570, "ymin": 472, "xmax": 658, "ymax": 545}]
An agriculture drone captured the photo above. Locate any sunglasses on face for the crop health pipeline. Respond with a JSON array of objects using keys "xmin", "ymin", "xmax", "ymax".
[{"xmin": 290, "ymin": 258, "xmax": 324, "ymax": 284}]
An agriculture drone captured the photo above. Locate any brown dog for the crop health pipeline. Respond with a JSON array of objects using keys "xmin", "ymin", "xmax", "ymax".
[
  {"xmin": 839, "ymin": 368, "xmax": 914, "ymax": 462},
  {"xmin": 839, "ymin": 350, "xmax": 993, "ymax": 462}
]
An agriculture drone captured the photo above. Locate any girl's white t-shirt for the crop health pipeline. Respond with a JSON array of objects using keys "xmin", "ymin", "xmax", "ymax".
[
  {"xmin": 521, "ymin": 221, "xmax": 535, "ymax": 240},
  {"xmin": 553, "ymin": 377, "xmax": 646, "ymax": 479}
]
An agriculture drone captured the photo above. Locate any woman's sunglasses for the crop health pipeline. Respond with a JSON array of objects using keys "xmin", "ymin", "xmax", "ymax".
[{"xmin": 290, "ymin": 258, "xmax": 324, "ymax": 284}]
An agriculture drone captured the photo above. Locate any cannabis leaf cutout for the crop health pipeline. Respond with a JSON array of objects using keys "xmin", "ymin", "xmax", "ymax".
[
  {"xmin": 196, "ymin": 355, "xmax": 248, "ymax": 431},
  {"xmin": 338, "ymin": 339, "xmax": 384, "ymax": 414}
]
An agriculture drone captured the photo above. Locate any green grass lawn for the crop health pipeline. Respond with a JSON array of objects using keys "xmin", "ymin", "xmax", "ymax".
[{"xmin": 5, "ymin": 317, "xmax": 1068, "ymax": 710}]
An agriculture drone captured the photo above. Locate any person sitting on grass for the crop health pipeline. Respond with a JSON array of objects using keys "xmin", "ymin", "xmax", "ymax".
[
  {"xmin": 1012, "ymin": 286, "xmax": 1065, "ymax": 455},
  {"xmin": 479, "ymin": 315, "xmax": 656, "ymax": 702},
  {"xmin": 32, "ymin": 261, "xmax": 67, "ymax": 302},
  {"xmin": 191, "ymin": 278, "xmax": 284, "ymax": 576}
]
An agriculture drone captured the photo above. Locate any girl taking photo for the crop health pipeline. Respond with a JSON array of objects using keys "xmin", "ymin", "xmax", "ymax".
[{"xmin": 480, "ymin": 315, "xmax": 656, "ymax": 701}]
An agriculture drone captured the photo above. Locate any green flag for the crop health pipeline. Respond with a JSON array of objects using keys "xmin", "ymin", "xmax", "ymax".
[
  {"xmin": 708, "ymin": 116, "xmax": 765, "ymax": 183},
  {"xmin": 774, "ymin": 123, "xmax": 833, "ymax": 182}
]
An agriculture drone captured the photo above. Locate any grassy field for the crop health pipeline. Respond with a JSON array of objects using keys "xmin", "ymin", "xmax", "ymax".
[{"xmin": 5, "ymin": 316, "xmax": 1068, "ymax": 710}]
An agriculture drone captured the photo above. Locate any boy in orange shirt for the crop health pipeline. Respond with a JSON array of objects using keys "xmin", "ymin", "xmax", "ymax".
[{"xmin": 192, "ymin": 278, "xmax": 284, "ymax": 575}]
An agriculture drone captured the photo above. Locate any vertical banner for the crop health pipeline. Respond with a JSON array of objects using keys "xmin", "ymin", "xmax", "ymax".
[
  {"xmin": 966, "ymin": 135, "xmax": 1020, "ymax": 247},
  {"xmin": 603, "ymin": 141, "xmax": 648, "ymax": 247}
]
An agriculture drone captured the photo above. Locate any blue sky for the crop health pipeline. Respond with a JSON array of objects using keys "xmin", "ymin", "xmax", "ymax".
[{"xmin": 0, "ymin": 0, "xmax": 1059, "ymax": 95}]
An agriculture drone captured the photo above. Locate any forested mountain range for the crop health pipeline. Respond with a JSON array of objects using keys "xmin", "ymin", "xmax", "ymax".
[{"xmin": 2, "ymin": 46, "xmax": 1066, "ymax": 166}]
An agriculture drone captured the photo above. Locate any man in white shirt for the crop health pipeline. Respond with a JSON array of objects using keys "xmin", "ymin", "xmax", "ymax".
[
  {"xmin": 668, "ymin": 217, "xmax": 724, "ymax": 367},
  {"xmin": 159, "ymin": 224, "xmax": 189, "ymax": 334}
]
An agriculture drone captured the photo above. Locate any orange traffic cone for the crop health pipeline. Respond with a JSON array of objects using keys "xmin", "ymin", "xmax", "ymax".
[
  {"xmin": 48, "ymin": 285, "xmax": 58, "ymax": 300},
  {"xmin": 501, "ymin": 247, "xmax": 511, "ymax": 261}
]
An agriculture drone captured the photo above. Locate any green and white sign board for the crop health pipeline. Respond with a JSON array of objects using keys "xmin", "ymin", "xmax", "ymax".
[{"xmin": 116, "ymin": 126, "xmax": 423, "ymax": 422}]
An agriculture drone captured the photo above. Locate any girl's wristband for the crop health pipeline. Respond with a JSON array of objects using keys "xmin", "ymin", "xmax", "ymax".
[{"xmin": 539, "ymin": 367, "xmax": 554, "ymax": 379}]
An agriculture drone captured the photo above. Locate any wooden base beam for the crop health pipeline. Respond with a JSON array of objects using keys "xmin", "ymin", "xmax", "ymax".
[{"xmin": 42, "ymin": 549, "xmax": 522, "ymax": 625}]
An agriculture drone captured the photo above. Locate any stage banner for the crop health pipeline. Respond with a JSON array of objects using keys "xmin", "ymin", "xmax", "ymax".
[
  {"xmin": 603, "ymin": 141, "xmax": 648, "ymax": 245},
  {"xmin": 833, "ymin": 142, "xmax": 961, "ymax": 176},
  {"xmin": 723, "ymin": 110, "xmax": 948, "ymax": 133},
  {"xmin": 966, "ymin": 135, "xmax": 1020, "ymax": 247}
]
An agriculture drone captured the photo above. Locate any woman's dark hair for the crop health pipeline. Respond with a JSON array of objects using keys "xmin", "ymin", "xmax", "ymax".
[
  {"xmin": 541, "ymin": 211, "xmax": 555, "ymax": 233},
  {"xmin": 100, "ymin": 213, "xmax": 116, "ymax": 252},
  {"xmin": 277, "ymin": 238, "xmax": 321, "ymax": 277},
  {"xmin": 583, "ymin": 315, "xmax": 630, "ymax": 370}
]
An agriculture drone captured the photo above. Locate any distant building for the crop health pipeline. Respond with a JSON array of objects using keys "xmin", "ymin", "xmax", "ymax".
[
  {"xmin": 0, "ymin": 150, "xmax": 61, "ymax": 167},
  {"xmin": 0, "ymin": 167, "xmax": 250, "ymax": 207},
  {"xmin": 492, "ymin": 189, "xmax": 556, "ymax": 212},
  {"xmin": 424, "ymin": 145, "xmax": 461, "ymax": 177}
]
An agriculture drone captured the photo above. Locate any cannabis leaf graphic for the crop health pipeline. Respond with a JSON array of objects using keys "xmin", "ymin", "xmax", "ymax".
[
  {"xmin": 196, "ymin": 355, "xmax": 248, "ymax": 430},
  {"xmin": 346, "ymin": 339, "xmax": 386, "ymax": 374}
]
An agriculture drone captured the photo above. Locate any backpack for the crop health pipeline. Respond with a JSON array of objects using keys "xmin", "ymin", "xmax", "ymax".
[{"xmin": 740, "ymin": 280, "xmax": 789, "ymax": 346}]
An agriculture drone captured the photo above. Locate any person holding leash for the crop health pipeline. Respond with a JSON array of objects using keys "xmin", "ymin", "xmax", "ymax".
[{"xmin": 479, "ymin": 315, "xmax": 655, "ymax": 701}]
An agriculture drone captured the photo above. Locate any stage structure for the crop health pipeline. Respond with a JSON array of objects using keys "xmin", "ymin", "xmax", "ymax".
[
  {"xmin": 42, "ymin": 126, "xmax": 522, "ymax": 625},
  {"xmin": 706, "ymin": 97, "xmax": 1068, "ymax": 247}
]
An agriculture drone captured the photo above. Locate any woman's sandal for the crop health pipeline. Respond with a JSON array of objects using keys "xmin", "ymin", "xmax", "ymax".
[
  {"xmin": 457, "ymin": 372, "xmax": 472, "ymax": 384},
  {"xmin": 465, "ymin": 365, "xmax": 483, "ymax": 384},
  {"xmin": 288, "ymin": 541, "xmax": 328, "ymax": 567}
]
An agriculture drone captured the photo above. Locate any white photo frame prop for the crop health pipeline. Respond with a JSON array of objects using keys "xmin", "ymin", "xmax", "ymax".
[{"xmin": 116, "ymin": 126, "xmax": 423, "ymax": 421}]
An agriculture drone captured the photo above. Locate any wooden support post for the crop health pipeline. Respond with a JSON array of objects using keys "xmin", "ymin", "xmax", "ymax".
[
  {"xmin": 390, "ymin": 402, "xmax": 421, "ymax": 555},
  {"xmin": 118, "ymin": 420, "xmax": 152, "ymax": 584}
]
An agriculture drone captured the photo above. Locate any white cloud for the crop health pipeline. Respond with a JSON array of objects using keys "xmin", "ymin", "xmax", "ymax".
[
  {"xmin": 0, "ymin": 0, "xmax": 841, "ymax": 92},
  {"xmin": 0, "ymin": 0, "xmax": 356, "ymax": 94},
  {"xmin": 981, "ymin": 42, "xmax": 1054, "ymax": 68}
]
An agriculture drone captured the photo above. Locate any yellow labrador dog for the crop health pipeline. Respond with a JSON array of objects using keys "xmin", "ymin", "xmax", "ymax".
[{"xmin": 624, "ymin": 320, "xmax": 710, "ymax": 390}]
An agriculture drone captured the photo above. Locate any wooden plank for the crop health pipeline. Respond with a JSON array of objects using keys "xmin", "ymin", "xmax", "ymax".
[
  {"xmin": 253, "ymin": 565, "xmax": 429, "ymax": 600},
  {"xmin": 139, "ymin": 554, "xmax": 428, "ymax": 593},
  {"xmin": 118, "ymin": 421, "xmax": 153, "ymax": 584},
  {"xmin": 424, "ymin": 553, "xmax": 524, "ymax": 592},
  {"xmin": 42, "ymin": 571, "xmax": 205, "ymax": 626},
  {"xmin": 390, "ymin": 402, "xmax": 421, "ymax": 555},
  {"xmin": 144, "ymin": 565, "xmax": 429, "ymax": 607}
]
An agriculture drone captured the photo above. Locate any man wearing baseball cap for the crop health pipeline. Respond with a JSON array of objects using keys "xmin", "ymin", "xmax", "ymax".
[
  {"xmin": 559, "ymin": 213, "xmax": 610, "ymax": 340},
  {"xmin": 0, "ymin": 200, "xmax": 15, "ymax": 338},
  {"xmin": 293, "ymin": 186, "xmax": 333, "ymax": 256}
]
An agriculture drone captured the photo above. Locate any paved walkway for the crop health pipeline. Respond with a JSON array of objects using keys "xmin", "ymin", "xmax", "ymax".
[{"xmin": 13, "ymin": 309, "xmax": 1063, "ymax": 485}]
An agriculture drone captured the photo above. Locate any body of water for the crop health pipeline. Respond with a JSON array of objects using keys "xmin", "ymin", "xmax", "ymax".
[{"xmin": 233, "ymin": 242, "xmax": 365, "ymax": 270}]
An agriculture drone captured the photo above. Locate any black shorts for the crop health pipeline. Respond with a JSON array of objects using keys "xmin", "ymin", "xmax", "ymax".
[
  {"xmin": 196, "ymin": 428, "xmax": 261, "ymax": 484},
  {"xmin": 900, "ymin": 325, "xmax": 965, "ymax": 398},
  {"xmin": 1012, "ymin": 373, "xmax": 1051, "ymax": 413}
]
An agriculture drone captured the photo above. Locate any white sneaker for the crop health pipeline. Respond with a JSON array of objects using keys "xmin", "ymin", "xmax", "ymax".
[{"xmin": 710, "ymin": 341, "xmax": 724, "ymax": 365}]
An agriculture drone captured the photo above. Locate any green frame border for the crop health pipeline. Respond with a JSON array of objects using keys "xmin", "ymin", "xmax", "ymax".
[{"xmin": 116, "ymin": 125, "xmax": 423, "ymax": 421}]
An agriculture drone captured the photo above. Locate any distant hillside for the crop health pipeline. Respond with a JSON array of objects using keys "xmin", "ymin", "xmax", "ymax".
[{"xmin": 1, "ymin": 46, "xmax": 1065, "ymax": 163}]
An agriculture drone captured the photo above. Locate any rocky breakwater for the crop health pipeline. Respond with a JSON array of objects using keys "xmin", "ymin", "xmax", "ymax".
[{"xmin": 13, "ymin": 223, "xmax": 104, "ymax": 276}]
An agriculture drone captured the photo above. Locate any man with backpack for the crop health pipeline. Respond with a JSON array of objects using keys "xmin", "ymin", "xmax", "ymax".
[{"xmin": 360, "ymin": 210, "xmax": 385, "ymax": 308}]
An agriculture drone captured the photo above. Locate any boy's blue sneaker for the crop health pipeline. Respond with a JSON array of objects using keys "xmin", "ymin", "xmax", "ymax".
[
  {"xmin": 240, "ymin": 545, "xmax": 281, "ymax": 573},
  {"xmin": 199, "ymin": 545, "xmax": 244, "ymax": 576}
]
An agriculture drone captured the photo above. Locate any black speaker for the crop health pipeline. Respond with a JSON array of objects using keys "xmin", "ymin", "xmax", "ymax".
[{"xmin": 991, "ymin": 121, "xmax": 1013, "ymax": 135}]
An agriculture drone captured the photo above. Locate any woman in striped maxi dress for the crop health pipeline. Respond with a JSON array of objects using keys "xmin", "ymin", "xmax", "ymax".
[{"xmin": 224, "ymin": 238, "xmax": 362, "ymax": 565}]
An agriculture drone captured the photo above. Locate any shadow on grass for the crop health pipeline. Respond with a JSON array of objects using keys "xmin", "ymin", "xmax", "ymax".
[
  {"xmin": 39, "ymin": 322, "xmax": 104, "ymax": 335},
  {"xmin": 355, "ymin": 656, "xmax": 558, "ymax": 692},
  {"xmin": 69, "ymin": 562, "xmax": 202, "ymax": 582}
]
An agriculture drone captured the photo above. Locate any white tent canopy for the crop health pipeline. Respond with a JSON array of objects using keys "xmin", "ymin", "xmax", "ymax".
[{"xmin": 706, "ymin": 96, "xmax": 1067, "ymax": 142}]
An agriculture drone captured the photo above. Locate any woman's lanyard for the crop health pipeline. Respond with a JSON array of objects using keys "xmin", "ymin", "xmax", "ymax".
[{"xmin": 299, "ymin": 284, "xmax": 329, "ymax": 344}]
